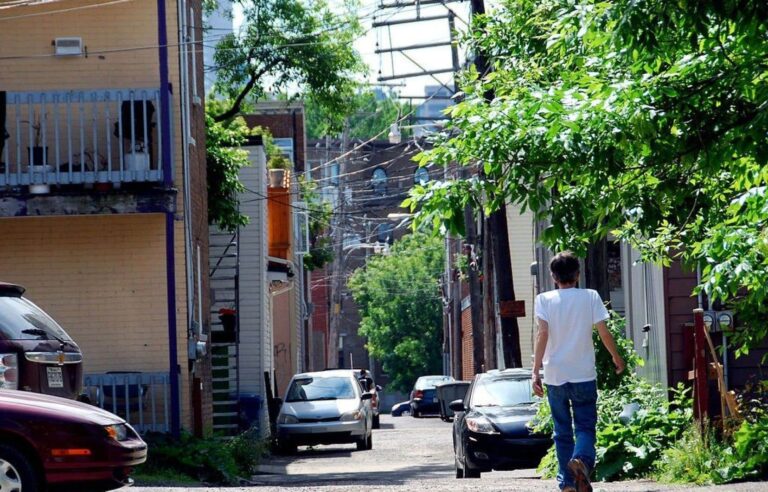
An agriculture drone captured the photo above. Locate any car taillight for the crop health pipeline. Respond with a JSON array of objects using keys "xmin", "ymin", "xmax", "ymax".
[
  {"xmin": 414, "ymin": 390, "xmax": 423, "ymax": 399},
  {"xmin": 0, "ymin": 354, "xmax": 18, "ymax": 390}
]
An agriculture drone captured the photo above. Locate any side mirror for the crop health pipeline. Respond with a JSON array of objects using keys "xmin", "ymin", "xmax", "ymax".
[
  {"xmin": 449, "ymin": 399, "xmax": 465, "ymax": 412},
  {"xmin": 361, "ymin": 392, "xmax": 373, "ymax": 401},
  {"xmin": 376, "ymin": 385, "xmax": 383, "ymax": 392}
]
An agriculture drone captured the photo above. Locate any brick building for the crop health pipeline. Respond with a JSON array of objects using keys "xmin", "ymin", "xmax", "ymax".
[{"xmin": 0, "ymin": 0, "xmax": 211, "ymax": 435}]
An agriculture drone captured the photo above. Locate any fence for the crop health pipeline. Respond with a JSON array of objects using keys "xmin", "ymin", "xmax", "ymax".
[{"xmin": 83, "ymin": 371, "xmax": 171, "ymax": 434}]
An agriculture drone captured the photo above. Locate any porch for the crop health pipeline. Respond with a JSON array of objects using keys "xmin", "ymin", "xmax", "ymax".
[{"xmin": 0, "ymin": 88, "xmax": 170, "ymax": 191}]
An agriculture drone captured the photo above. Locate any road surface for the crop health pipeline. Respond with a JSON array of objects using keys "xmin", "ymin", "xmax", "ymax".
[{"xmin": 133, "ymin": 414, "xmax": 768, "ymax": 491}]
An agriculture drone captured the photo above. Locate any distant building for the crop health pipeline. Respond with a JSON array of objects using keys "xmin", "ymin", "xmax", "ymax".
[
  {"xmin": 414, "ymin": 85, "xmax": 453, "ymax": 137},
  {"xmin": 203, "ymin": 1, "xmax": 234, "ymax": 93}
]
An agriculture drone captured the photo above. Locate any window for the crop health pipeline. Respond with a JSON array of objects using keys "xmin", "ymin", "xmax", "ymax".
[
  {"xmin": 470, "ymin": 377, "xmax": 534, "ymax": 407},
  {"xmin": 0, "ymin": 297, "xmax": 73, "ymax": 341},
  {"xmin": 371, "ymin": 168, "xmax": 387, "ymax": 194},
  {"xmin": 285, "ymin": 376, "xmax": 358, "ymax": 402},
  {"xmin": 414, "ymin": 167, "xmax": 430, "ymax": 185}
]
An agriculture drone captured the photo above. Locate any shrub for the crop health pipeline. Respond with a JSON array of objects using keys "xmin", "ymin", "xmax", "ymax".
[{"xmin": 137, "ymin": 430, "xmax": 268, "ymax": 485}]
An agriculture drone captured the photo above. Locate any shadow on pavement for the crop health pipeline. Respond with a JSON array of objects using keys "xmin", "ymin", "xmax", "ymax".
[{"xmin": 250, "ymin": 462, "xmax": 457, "ymax": 487}]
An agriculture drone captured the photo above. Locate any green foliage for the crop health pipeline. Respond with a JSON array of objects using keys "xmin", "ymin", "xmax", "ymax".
[
  {"xmin": 537, "ymin": 380, "xmax": 692, "ymax": 482},
  {"xmin": 138, "ymin": 430, "xmax": 267, "ymax": 485},
  {"xmin": 206, "ymin": 107, "xmax": 251, "ymax": 232},
  {"xmin": 348, "ymin": 233, "xmax": 444, "ymax": 392},
  {"xmin": 298, "ymin": 176, "xmax": 334, "ymax": 271},
  {"xmin": 267, "ymin": 154, "xmax": 292, "ymax": 170},
  {"xmin": 407, "ymin": 0, "xmax": 768, "ymax": 355},
  {"xmin": 306, "ymin": 90, "xmax": 411, "ymax": 139},
  {"xmin": 594, "ymin": 312, "xmax": 644, "ymax": 391},
  {"xmin": 210, "ymin": 0, "xmax": 366, "ymax": 124}
]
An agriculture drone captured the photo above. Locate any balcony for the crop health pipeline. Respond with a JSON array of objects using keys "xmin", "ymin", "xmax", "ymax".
[
  {"xmin": 0, "ymin": 88, "xmax": 175, "ymax": 216},
  {"xmin": 1, "ymin": 88, "xmax": 168, "ymax": 187}
]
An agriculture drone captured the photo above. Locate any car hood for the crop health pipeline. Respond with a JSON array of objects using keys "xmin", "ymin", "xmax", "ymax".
[
  {"xmin": 282, "ymin": 398, "xmax": 360, "ymax": 419},
  {"xmin": 0, "ymin": 390, "xmax": 124, "ymax": 425},
  {"xmin": 473, "ymin": 404, "xmax": 540, "ymax": 437}
]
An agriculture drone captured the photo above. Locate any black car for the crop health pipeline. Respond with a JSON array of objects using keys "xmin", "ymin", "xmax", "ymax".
[
  {"xmin": 450, "ymin": 368, "xmax": 552, "ymax": 478},
  {"xmin": 410, "ymin": 375, "xmax": 454, "ymax": 417}
]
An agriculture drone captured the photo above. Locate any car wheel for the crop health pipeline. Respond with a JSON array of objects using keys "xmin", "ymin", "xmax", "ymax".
[
  {"xmin": 455, "ymin": 456, "xmax": 464, "ymax": 479},
  {"xmin": 0, "ymin": 444, "xmax": 40, "ymax": 492},
  {"xmin": 372, "ymin": 414, "xmax": 380, "ymax": 429},
  {"xmin": 276, "ymin": 441, "xmax": 297, "ymax": 455},
  {"xmin": 463, "ymin": 457, "xmax": 481, "ymax": 479}
]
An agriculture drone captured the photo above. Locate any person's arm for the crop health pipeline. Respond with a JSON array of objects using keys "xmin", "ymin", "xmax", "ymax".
[
  {"xmin": 596, "ymin": 320, "xmax": 626, "ymax": 374},
  {"xmin": 532, "ymin": 318, "xmax": 549, "ymax": 397}
]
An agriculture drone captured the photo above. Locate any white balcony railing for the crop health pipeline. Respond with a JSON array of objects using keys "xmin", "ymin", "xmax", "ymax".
[{"xmin": 0, "ymin": 88, "xmax": 168, "ymax": 189}]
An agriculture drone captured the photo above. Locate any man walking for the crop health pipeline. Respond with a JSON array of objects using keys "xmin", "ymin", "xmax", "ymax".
[{"xmin": 532, "ymin": 251, "xmax": 625, "ymax": 492}]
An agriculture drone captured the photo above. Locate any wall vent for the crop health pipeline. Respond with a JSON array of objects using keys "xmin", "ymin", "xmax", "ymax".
[{"xmin": 54, "ymin": 37, "xmax": 83, "ymax": 56}]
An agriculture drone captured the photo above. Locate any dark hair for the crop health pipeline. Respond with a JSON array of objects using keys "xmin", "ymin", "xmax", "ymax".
[{"xmin": 550, "ymin": 251, "xmax": 580, "ymax": 284}]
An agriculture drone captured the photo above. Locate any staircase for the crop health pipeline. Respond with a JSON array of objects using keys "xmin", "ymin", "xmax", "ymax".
[{"xmin": 209, "ymin": 229, "xmax": 240, "ymax": 434}]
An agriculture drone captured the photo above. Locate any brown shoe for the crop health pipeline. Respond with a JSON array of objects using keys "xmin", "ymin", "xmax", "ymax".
[
  {"xmin": 567, "ymin": 458, "xmax": 592, "ymax": 492},
  {"xmin": 562, "ymin": 487, "xmax": 577, "ymax": 492}
]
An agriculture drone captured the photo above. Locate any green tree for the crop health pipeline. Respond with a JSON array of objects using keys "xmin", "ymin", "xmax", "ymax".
[
  {"xmin": 206, "ymin": 105, "xmax": 251, "ymax": 232},
  {"xmin": 405, "ymin": 0, "xmax": 768, "ymax": 355},
  {"xmin": 348, "ymin": 233, "xmax": 445, "ymax": 392},
  {"xmin": 209, "ymin": 0, "xmax": 366, "ymax": 125},
  {"xmin": 305, "ymin": 90, "xmax": 410, "ymax": 140}
]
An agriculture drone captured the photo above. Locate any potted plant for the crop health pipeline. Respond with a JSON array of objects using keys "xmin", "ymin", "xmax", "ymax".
[
  {"xmin": 23, "ymin": 111, "xmax": 47, "ymax": 166},
  {"xmin": 268, "ymin": 154, "xmax": 291, "ymax": 188},
  {"xmin": 23, "ymin": 112, "xmax": 51, "ymax": 193}
]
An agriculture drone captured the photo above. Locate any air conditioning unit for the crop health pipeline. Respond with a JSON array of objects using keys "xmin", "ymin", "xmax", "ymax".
[{"xmin": 54, "ymin": 37, "xmax": 83, "ymax": 56}]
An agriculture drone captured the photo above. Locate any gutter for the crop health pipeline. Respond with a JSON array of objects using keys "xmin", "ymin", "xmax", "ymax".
[{"xmin": 158, "ymin": 0, "xmax": 181, "ymax": 437}]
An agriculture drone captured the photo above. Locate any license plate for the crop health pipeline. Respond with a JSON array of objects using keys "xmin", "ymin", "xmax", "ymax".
[{"xmin": 47, "ymin": 367, "xmax": 64, "ymax": 388}]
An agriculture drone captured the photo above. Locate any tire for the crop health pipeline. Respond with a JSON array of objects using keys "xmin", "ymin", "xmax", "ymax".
[
  {"xmin": 372, "ymin": 414, "xmax": 380, "ymax": 429},
  {"xmin": 455, "ymin": 456, "xmax": 464, "ymax": 479},
  {"xmin": 276, "ymin": 441, "xmax": 297, "ymax": 455},
  {"xmin": 0, "ymin": 444, "xmax": 41, "ymax": 492},
  {"xmin": 463, "ymin": 457, "xmax": 481, "ymax": 479}
]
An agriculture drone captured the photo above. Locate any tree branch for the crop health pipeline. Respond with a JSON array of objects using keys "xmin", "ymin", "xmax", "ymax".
[{"xmin": 213, "ymin": 57, "xmax": 287, "ymax": 123}]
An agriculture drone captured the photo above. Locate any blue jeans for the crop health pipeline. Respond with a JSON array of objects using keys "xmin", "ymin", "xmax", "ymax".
[{"xmin": 546, "ymin": 380, "xmax": 598, "ymax": 490}]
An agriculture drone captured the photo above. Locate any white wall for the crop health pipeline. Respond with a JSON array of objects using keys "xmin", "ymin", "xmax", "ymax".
[{"xmin": 237, "ymin": 144, "xmax": 272, "ymax": 434}]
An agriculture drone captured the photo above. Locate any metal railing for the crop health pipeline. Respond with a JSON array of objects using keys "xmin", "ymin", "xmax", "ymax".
[
  {"xmin": 83, "ymin": 371, "xmax": 171, "ymax": 434},
  {"xmin": 0, "ymin": 88, "xmax": 168, "ymax": 188}
]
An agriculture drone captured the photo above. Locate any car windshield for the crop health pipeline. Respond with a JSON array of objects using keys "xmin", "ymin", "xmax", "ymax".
[
  {"xmin": 415, "ymin": 375, "xmax": 454, "ymax": 390},
  {"xmin": 471, "ymin": 378, "xmax": 535, "ymax": 407},
  {"xmin": 0, "ymin": 297, "xmax": 72, "ymax": 342},
  {"xmin": 285, "ymin": 376, "xmax": 358, "ymax": 402}
]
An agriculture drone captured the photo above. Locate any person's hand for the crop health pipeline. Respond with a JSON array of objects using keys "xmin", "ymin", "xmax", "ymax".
[
  {"xmin": 613, "ymin": 355, "xmax": 626, "ymax": 375},
  {"xmin": 532, "ymin": 370, "xmax": 544, "ymax": 397}
]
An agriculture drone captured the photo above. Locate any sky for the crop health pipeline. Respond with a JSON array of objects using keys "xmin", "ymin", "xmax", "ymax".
[{"xmin": 227, "ymin": 0, "xmax": 472, "ymax": 100}]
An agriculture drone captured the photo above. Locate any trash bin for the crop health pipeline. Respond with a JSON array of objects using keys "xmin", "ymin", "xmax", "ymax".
[
  {"xmin": 239, "ymin": 394, "xmax": 262, "ymax": 431},
  {"xmin": 436, "ymin": 381, "xmax": 471, "ymax": 421}
]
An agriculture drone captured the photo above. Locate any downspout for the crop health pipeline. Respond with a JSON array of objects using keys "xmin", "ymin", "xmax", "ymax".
[{"xmin": 158, "ymin": 0, "xmax": 181, "ymax": 437}]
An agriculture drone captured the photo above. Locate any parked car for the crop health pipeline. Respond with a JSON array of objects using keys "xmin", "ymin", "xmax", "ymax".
[
  {"xmin": 390, "ymin": 400, "xmax": 411, "ymax": 417},
  {"xmin": 410, "ymin": 375, "xmax": 454, "ymax": 417},
  {"xmin": 276, "ymin": 370, "xmax": 374, "ymax": 454},
  {"xmin": 0, "ymin": 283, "xmax": 83, "ymax": 399},
  {"xmin": 353, "ymin": 369, "xmax": 382, "ymax": 428},
  {"xmin": 0, "ymin": 389, "xmax": 147, "ymax": 491},
  {"xmin": 450, "ymin": 368, "xmax": 552, "ymax": 478}
]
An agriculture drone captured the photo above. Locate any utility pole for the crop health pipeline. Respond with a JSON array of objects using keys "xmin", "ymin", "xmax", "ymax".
[
  {"xmin": 329, "ymin": 124, "xmax": 349, "ymax": 368},
  {"xmin": 468, "ymin": 0, "xmax": 523, "ymax": 369},
  {"xmin": 464, "ymin": 171, "xmax": 485, "ymax": 375}
]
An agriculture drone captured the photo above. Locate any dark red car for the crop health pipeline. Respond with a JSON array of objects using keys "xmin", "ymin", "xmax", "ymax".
[
  {"xmin": 0, "ymin": 389, "xmax": 147, "ymax": 491},
  {"xmin": 0, "ymin": 282, "xmax": 83, "ymax": 399}
]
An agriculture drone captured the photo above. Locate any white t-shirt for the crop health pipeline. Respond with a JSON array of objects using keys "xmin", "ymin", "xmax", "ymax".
[{"xmin": 534, "ymin": 288, "xmax": 609, "ymax": 386}]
